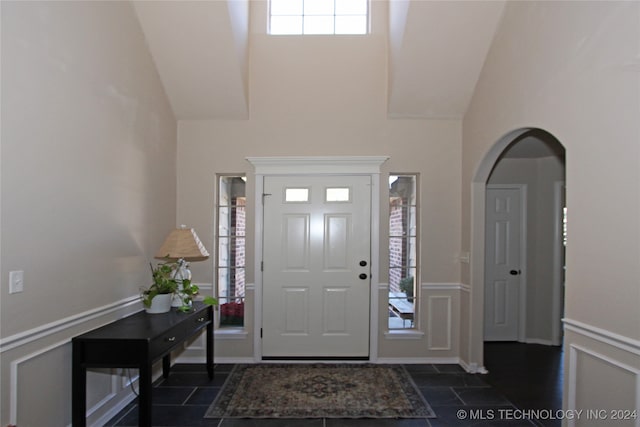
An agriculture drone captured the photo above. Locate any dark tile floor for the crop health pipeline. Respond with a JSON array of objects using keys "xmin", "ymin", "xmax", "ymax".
[
  {"xmin": 105, "ymin": 343, "xmax": 562, "ymax": 427},
  {"xmin": 482, "ymin": 342, "xmax": 564, "ymax": 427}
]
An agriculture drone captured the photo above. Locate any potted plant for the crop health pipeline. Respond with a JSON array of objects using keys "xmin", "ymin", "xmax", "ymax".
[
  {"xmin": 175, "ymin": 277, "xmax": 199, "ymax": 312},
  {"xmin": 141, "ymin": 263, "xmax": 178, "ymax": 313},
  {"xmin": 399, "ymin": 276, "xmax": 415, "ymax": 303},
  {"xmin": 175, "ymin": 279, "xmax": 219, "ymax": 312}
]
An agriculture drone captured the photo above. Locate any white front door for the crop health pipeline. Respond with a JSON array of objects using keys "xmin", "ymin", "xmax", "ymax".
[
  {"xmin": 484, "ymin": 186, "xmax": 523, "ymax": 341},
  {"xmin": 262, "ymin": 175, "xmax": 371, "ymax": 358}
]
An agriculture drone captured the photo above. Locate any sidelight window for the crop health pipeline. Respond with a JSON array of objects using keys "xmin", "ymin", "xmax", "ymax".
[
  {"xmin": 388, "ymin": 174, "xmax": 418, "ymax": 329},
  {"xmin": 216, "ymin": 175, "xmax": 246, "ymax": 328}
]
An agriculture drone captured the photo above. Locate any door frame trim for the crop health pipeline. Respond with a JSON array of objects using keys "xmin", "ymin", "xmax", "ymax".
[
  {"xmin": 247, "ymin": 156, "xmax": 389, "ymax": 362},
  {"xmin": 551, "ymin": 181, "xmax": 566, "ymax": 346},
  {"xmin": 485, "ymin": 184, "xmax": 528, "ymax": 342}
]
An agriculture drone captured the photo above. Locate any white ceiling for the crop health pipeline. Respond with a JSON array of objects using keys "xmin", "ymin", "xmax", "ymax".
[{"xmin": 133, "ymin": 0, "xmax": 506, "ymax": 120}]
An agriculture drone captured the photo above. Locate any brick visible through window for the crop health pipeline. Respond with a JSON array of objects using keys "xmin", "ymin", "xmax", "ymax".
[
  {"xmin": 217, "ymin": 176, "xmax": 246, "ymax": 327},
  {"xmin": 388, "ymin": 175, "xmax": 418, "ymax": 329}
]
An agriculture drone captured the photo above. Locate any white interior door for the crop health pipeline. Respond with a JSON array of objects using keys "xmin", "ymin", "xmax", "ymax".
[
  {"xmin": 484, "ymin": 186, "xmax": 523, "ymax": 341},
  {"xmin": 262, "ymin": 175, "xmax": 371, "ymax": 358}
]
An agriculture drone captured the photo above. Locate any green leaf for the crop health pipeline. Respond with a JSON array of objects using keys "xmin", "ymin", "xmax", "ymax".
[{"xmin": 203, "ymin": 296, "xmax": 218, "ymax": 306}]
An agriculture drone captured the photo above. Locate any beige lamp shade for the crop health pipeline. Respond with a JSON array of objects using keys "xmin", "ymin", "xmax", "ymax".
[{"xmin": 154, "ymin": 226, "xmax": 210, "ymax": 262}]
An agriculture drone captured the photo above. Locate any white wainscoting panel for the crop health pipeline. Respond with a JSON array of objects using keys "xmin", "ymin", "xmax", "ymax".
[
  {"xmin": 567, "ymin": 344, "xmax": 640, "ymax": 427},
  {"xmin": 564, "ymin": 318, "xmax": 640, "ymax": 427},
  {"xmin": 1, "ymin": 294, "xmax": 214, "ymax": 427},
  {"xmin": 428, "ymin": 295, "xmax": 452, "ymax": 351}
]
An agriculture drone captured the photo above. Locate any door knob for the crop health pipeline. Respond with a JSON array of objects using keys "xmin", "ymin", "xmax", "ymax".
[
  {"xmin": 359, "ymin": 273, "xmax": 368, "ymax": 280},
  {"xmin": 509, "ymin": 269, "xmax": 521, "ymax": 276},
  {"xmin": 359, "ymin": 260, "xmax": 367, "ymax": 267}
]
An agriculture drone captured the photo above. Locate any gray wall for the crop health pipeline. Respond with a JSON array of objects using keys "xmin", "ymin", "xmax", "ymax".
[
  {"xmin": 462, "ymin": 0, "xmax": 640, "ymax": 415},
  {"xmin": 176, "ymin": 3, "xmax": 465, "ymax": 361},
  {"xmin": 1, "ymin": 2, "xmax": 177, "ymax": 426}
]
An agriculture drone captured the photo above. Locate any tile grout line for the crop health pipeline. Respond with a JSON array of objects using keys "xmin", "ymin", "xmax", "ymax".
[
  {"xmin": 182, "ymin": 386, "xmax": 198, "ymax": 405},
  {"xmin": 449, "ymin": 386, "xmax": 466, "ymax": 406}
]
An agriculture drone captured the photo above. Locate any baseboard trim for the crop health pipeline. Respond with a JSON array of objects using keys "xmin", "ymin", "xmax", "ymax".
[
  {"xmin": 88, "ymin": 388, "xmax": 137, "ymax": 427},
  {"xmin": 212, "ymin": 357, "xmax": 465, "ymax": 366},
  {"xmin": 459, "ymin": 359, "xmax": 488, "ymax": 374},
  {"xmin": 377, "ymin": 357, "xmax": 461, "ymax": 365},
  {"xmin": 214, "ymin": 357, "xmax": 259, "ymax": 364},
  {"xmin": 380, "ymin": 282, "xmax": 465, "ymax": 291},
  {"xmin": 262, "ymin": 356, "xmax": 370, "ymax": 361},
  {"xmin": 524, "ymin": 338, "xmax": 555, "ymax": 346},
  {"xmin": 175, "ymin": 356, "xmax": 207, "ymax": 364}
]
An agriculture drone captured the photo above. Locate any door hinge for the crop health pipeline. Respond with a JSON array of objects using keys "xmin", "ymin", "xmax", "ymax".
[
  {"xmin": 261, "ymin": 261, "xmax": 264, "ymax": 272},
  {"xmin": 260, "ymin": 328, "xmax": 263, "ymax": 338},
  {"xmin": 262, "ymin": 193, "xmax": 272, "ymax": 205}
]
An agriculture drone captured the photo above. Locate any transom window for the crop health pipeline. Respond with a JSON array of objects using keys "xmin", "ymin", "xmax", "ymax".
[{"xmin": 269, "ymin": 0, "xmax": 368, "ymax": 35}]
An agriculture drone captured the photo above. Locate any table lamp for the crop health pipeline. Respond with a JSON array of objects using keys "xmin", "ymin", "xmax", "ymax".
[{"xmin": 155, "ymin": 225, "xmax": 210, "ymax": 307}]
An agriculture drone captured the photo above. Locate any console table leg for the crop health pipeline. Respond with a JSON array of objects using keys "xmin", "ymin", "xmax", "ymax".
[
  {"xmin": 138, "ymin": 363, "xmax": 152, "ymax": 427},
  {"xmin": 206, "ymin": 320, "xmax": 214, "ymax": 379},
  {"xmin": 71, "ymin": 343, "xmax": 86, "ymax": 427},
  {"xmin": 162, "ymin": 355, "xmax": 171, "ymax": 378}
]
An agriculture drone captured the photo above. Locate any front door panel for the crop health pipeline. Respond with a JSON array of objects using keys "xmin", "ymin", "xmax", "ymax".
[{"xmin": 262, "ymin": 175, "xmax": 371, "ymax": 358}]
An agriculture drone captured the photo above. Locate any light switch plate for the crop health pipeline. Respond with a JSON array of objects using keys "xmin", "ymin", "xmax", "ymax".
[{"xmin": 9, "ymin": 270, "xmax": 24, "ymax": 294}]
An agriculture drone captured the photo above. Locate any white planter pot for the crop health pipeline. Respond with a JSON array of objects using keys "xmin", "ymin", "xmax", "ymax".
[{"xmin": 145, "ymin": 293, "xmax": 173, "ymax": 314}]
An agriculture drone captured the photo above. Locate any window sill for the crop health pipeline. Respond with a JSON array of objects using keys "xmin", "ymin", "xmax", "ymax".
[
  {"xmin": 215, "ymin": 328, "xmax": 249, "ymax": 340},
  {"xmin": 384, "ymin": 329, "xmax": 425, "ymax": 340}
]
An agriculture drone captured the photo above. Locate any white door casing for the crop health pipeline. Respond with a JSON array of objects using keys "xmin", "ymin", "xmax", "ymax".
[
  {"xmin": 552, "ymin": 181, "xmax": 566, "ymax": 346},
  {"xmin": 262, "ymin": 175, "xmax": 371, "ymax": 357},
  {"xmin": 484, "ymin": 185, "xmax": 526, "ymax": 341},
  {"xmin": 247, "ymin": 156, "xmax": 387, "ymax": 361}
]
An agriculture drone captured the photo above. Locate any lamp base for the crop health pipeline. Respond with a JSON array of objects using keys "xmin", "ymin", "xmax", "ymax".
[{"xmin": 171, "ymin": 293, "xmax": 183, "ymax": 307}]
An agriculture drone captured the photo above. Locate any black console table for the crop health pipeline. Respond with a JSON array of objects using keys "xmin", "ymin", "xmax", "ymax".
[{"xmin": 72, "ymin": 302, "xmax": 214, "ymax": 427}]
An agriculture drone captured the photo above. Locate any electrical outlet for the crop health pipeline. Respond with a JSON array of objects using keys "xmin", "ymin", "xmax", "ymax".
[{"xmin": 9, "ymin": 270, "xmax": 24, "ymax": 294}]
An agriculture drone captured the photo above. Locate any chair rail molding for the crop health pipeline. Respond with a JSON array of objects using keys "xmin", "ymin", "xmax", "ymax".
[
  {"xmin": 3, "ymin": 295, "xmax": 143, "ymax": 426},
  {"xmin": 563, "ymin": 318, "xmax": 640, "ymax": 356},
  {"xmin": 0, "ymin": 295, "xmax": 141, "ymax": 353}
]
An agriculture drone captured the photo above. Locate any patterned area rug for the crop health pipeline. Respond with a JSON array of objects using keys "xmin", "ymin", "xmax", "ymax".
[{"xmin": 204, "ymin": 364, "xmax": 435, "ymax": 419}]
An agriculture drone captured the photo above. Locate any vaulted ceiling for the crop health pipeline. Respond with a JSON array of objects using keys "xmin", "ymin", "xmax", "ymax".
[
  {"xmin": 133, "ymin": 0, "xmax": 506, "ymax": 121},
  {"xmin": 133, "ymin": 0, "xmax": 250, "ymax": 119},
  {"xmin": 387, "ymin": 0, "xmax": 505, "ymax": 119}
]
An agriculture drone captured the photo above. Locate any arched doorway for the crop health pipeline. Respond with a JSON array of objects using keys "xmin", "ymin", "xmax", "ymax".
[
  {"xmin": 484, "ymin": 129, "xmax": 566, "ymax": 345},
  {"xmin": 469, "ymin": 128, "xmax": 566, "ymax": 369}
]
